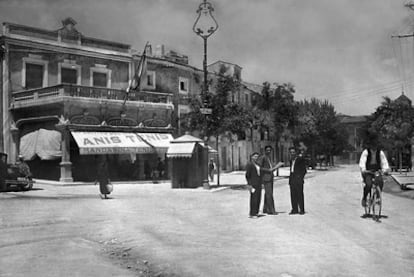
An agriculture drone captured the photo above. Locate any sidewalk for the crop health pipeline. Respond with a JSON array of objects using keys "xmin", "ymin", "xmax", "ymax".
[
  {"xmin": 390, "ymin": 170, "xmax": 414, "ymax": 189},
  {"xmin": 33, "ymin": 167, "xmax": 294, "ymax": 191}
]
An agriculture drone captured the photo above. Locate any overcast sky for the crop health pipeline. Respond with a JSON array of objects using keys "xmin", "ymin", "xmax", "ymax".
[{"xmin": 1, "ymin": 0, "xmax": 414, "ymax": 115}]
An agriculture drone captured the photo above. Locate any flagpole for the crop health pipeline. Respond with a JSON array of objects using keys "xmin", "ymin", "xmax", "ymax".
[{"xmin": 123, "ymin": 41, "xmax": 150, "ymax": 107}]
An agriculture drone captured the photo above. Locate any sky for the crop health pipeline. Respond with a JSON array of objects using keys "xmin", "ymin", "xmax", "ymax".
[{"xmin": 1, "ymin": 0, "xmax": 414, "ymax": 115}]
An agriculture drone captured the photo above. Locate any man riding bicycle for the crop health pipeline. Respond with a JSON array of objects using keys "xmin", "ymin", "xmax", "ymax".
[{"xmin": 358, "ymin": 139, "xmax": 389, "ymax": 209}]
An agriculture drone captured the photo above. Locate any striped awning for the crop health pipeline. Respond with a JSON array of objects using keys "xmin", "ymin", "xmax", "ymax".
[
  {"xmin": 137, "ymin": 133, "xmax": 174, "ymax": 151},
  {"xmin": 166, "ymin": 142, "xmax": 196, "ymax": 158},
  {"xmin": 71, "ymin": 131, "xmax": 154, "ymax": 155}
]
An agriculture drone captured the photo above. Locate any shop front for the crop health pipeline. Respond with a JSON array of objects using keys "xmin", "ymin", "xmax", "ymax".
[{"xmin": 69, "ymin": 131, "xmax": 173, "ymax": 182}]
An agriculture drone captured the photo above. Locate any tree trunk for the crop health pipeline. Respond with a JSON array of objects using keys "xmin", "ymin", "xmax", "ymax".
[
  {"xmin": 275, "ymin": 138, "xmax": 280, "ymax": 177},
  {"xmin": 216, "ymin": 135, "xmax": 220, "ymax": 186}
]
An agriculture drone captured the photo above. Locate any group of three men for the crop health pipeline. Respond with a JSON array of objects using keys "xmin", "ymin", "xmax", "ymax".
[{"xmin": 245, "ymin": 145, "xmax": 307, "ymax": 218}]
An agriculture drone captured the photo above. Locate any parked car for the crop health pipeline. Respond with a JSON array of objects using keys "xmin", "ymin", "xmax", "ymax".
[{"xmin": 0, "ymin": 153, "xmax": 34, "ymax": 191}]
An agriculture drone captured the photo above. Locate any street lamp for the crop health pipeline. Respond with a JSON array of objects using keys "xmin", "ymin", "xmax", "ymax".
[
  {"xmin": 193, "ymin": 0, "xmax": 218, "ymax": 188},
  {"xmin": 193, "ymin": 0, "xmax": 218, "ymax": 110}
]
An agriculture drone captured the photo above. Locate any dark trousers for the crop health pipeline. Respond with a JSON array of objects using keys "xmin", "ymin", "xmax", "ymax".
[
  {"xmin": 263, "ymin": 182, "xmax": 276, "ymax": 214},
  {"xmin": 362, "ymin": 173, "xmax": 383, "ymax": 200},
  {"xmin": 249, "ymin": 186, "xmax": 262, "ymax": 216},
  {"xmin": 289, "ymin": 181, "xmax": 304, "ymax": 213}
]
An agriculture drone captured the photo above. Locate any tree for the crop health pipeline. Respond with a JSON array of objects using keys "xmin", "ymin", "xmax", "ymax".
[
  {"xmin": 252, "ymin": 82, "xmax": 297, "ymax": 159},
  {"xmin": 364, "ymin": 96, "xmax": 414, "ymax": 171},
  {"xmin": 181, "ymin": 72, "xmax": 252, "ymax": 139},
  {"xmin": 295, "ymin": 98, "xmax": 351, "ymax": 165}
]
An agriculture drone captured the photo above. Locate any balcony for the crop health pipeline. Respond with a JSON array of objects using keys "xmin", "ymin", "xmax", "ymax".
[{"xmin": 11, "ymin": 84, "xmax": 173, "ymax": 108}]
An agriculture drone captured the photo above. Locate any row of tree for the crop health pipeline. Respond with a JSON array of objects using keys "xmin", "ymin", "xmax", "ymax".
[
  {"xmin": 182, "ymin": 67, "xmax": 414, "ymax": 170},
  {"xmin": 181, "ymin": 71, "xmax": 351, "ymax": 165}
]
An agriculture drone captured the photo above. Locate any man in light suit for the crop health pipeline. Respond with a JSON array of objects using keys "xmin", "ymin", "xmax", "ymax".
[
  {"xmin": 257, "ymin": 146, "xmax": 278, "ymax": 215},
  {"xmin": 288, "ymin": 147, "xmax": 307, "ymax": 215}
]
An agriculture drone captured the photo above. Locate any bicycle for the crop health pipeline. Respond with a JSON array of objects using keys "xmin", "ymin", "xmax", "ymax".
[{"xmin": 363, "ymin": 170, "xmax": 383, "ymax": 221}]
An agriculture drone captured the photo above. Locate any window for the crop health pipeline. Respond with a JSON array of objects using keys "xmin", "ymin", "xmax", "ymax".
[
  {"xmin": 90, "ymin": 66, "xmax": 111, "ymax": 88},
  {"xmin": 22, "ymin": 57, "xmax": 48, "ymax": 89},
  {"xmin": 93, "ymin": 72, "xmax": 107, "ymax": 87},
  {"xmin": 26, "ymin": 63, "xmax": 44, "ymax": 89},
  {"xmin": 58, "ymin": 61, "xmax": 81, "ymax": 85},
  {"xmin": 179, "ymin": 77, "xmax": 189, "ymax": 93},
  {"xmin": 61, "ymin": 68, "xmax": 77, "ymax": 84},
  {"xmin": 145, "ymin": 71, "xmax": 155, "ymax": 89}
]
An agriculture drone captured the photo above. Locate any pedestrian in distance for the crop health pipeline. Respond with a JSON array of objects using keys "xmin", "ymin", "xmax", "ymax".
[
  {"xmin": 246, "ymin": 152, "xmax": 283, "ymax": 218},
  {"xmin": 288, "ymin": 147, "xmax": 307, "ymax": 215},
  {"xmin": 96, "ymin": 155, "xmax": 112, "ymax": 199},
  {"xmin": 157, "ymin": 157, "xmax": 165, "ymax": 179},
  {"xmin": 208, "ymin": 158, "xmax": 216, "ymax": 182},
  {"xmin": 257, "ymin": 146, "xmax": 283, "ymax": 215}
]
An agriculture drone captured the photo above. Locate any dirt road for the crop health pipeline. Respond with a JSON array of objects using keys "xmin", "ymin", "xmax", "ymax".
[{"xmin": 1, "ymin": 165, "xmax": 414, "ymax": 276}]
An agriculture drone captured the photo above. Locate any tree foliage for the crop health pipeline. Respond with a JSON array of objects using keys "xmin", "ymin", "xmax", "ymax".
[
  {"xmin": 365, "ymin": 96, "xmax": 414, "ymax": 150},
  {"xmin": 295, "ymin": 98, "xmax": 351, "ymax": 158},
  {"xmin": 181, "ymin": 73, "xmax": 252, "ymax": 139},
  {"xmin": 252, "ymin": 82, "xmax": 297, "ymax": 144}
]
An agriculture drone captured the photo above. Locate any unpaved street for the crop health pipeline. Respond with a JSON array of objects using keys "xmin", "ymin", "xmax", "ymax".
[{"xmin": 1, "ymin": 165, "xmax": 414, "ymax": 277}]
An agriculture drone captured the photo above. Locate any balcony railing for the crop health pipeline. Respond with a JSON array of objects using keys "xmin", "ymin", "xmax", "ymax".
[{"xmin": 12, "ymin": 84, "xmax": 173, "ymax": 105}]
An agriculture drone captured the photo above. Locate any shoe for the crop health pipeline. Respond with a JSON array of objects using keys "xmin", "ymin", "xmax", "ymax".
[
  {"xmin": 289, "ymin": 211, "xmax": 299, "ymax": 215},
  {"xmin": 299, "ymin": 211, "xmax": 305, "ymax": 215},
  {"xmin": 267, "ymin": 212, "xmax": 278, "ymax": 215},
  {"xmin": 361, "ymin": 199, "xmax": 366, "ymax": 207},
  {"xmin": 249, "ymin": 215, "xmax": 259, "ymax": 219}
]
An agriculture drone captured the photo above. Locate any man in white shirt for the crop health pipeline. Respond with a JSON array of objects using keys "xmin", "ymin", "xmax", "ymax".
[{"xmin": 358, "ymin": 144, "xmax": 389, "ymax": 208}]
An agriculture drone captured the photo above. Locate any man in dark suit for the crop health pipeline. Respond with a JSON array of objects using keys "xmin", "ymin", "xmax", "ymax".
[
  {"xmin": 288, "ymin": 147, "xmax": 307, "ymax": 215},
  {"xmin": 245, "ymin": 152, "xmax": 262, "ymax": 218}
]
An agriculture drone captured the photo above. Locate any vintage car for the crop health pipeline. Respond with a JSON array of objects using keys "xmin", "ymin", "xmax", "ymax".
[{"xmin": 0, "ymin": 153, "xmax": 34, "ymax": 191}]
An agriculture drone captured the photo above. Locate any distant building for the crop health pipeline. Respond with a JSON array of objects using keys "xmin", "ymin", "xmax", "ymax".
[{"xmin": 336, "ymin": 115, "xmax": 367, "ymax": 164}]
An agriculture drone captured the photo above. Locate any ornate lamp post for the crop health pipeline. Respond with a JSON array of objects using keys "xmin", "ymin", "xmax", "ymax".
[
  {"xmin": 193, "ymin": 0, "xmax": 219, "ymax": 188},
  {"xmin": 193, "ymin": 0, "xmax": 218, "ymax": 109}
]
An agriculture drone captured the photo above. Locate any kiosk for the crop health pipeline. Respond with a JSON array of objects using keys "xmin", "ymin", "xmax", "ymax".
[{"xmin": 167, "ymin": 134, "xmax": 209, "ymax": 188}]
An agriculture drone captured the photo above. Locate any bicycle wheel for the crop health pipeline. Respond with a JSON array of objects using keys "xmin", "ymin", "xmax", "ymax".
[{"xmin": 372, "ymin": 187, "xmax": 382, "ymax": 220}]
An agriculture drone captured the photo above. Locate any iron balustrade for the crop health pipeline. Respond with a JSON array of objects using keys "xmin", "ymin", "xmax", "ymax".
[{"xmin": 12, "ymin": 84, "xmax": 172, "ymax": 104}]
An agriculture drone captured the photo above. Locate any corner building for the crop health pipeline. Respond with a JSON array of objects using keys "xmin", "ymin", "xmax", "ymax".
[{"xmin": 0, "ymin": 18, "xmax": 174, "ymax": 182}]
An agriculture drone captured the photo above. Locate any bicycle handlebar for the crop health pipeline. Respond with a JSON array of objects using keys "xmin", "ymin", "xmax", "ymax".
[{"xmin": 364, "ymin": 170, "xmax": 389, "ymax": 176}]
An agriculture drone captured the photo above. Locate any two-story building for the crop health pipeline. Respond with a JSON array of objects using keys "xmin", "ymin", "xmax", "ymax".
[{"xmin": 1, "ymin": 18, "xmax": 175, "ymax": 182}]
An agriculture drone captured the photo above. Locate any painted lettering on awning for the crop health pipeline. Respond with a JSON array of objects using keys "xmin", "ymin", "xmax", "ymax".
[{"xmin": 71, "ymin": 131, "xmax": 153, "ymax": 155}]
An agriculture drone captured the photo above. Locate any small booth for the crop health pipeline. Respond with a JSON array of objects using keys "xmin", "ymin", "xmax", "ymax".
[{"xmin": 167, "ymin": 134, "xmax": 209, "ymax": 188}]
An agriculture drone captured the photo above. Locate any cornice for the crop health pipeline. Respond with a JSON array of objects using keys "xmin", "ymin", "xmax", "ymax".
[{"xmin": 3, "ymin": 35, "xmax": 132, "ymax": 62}]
